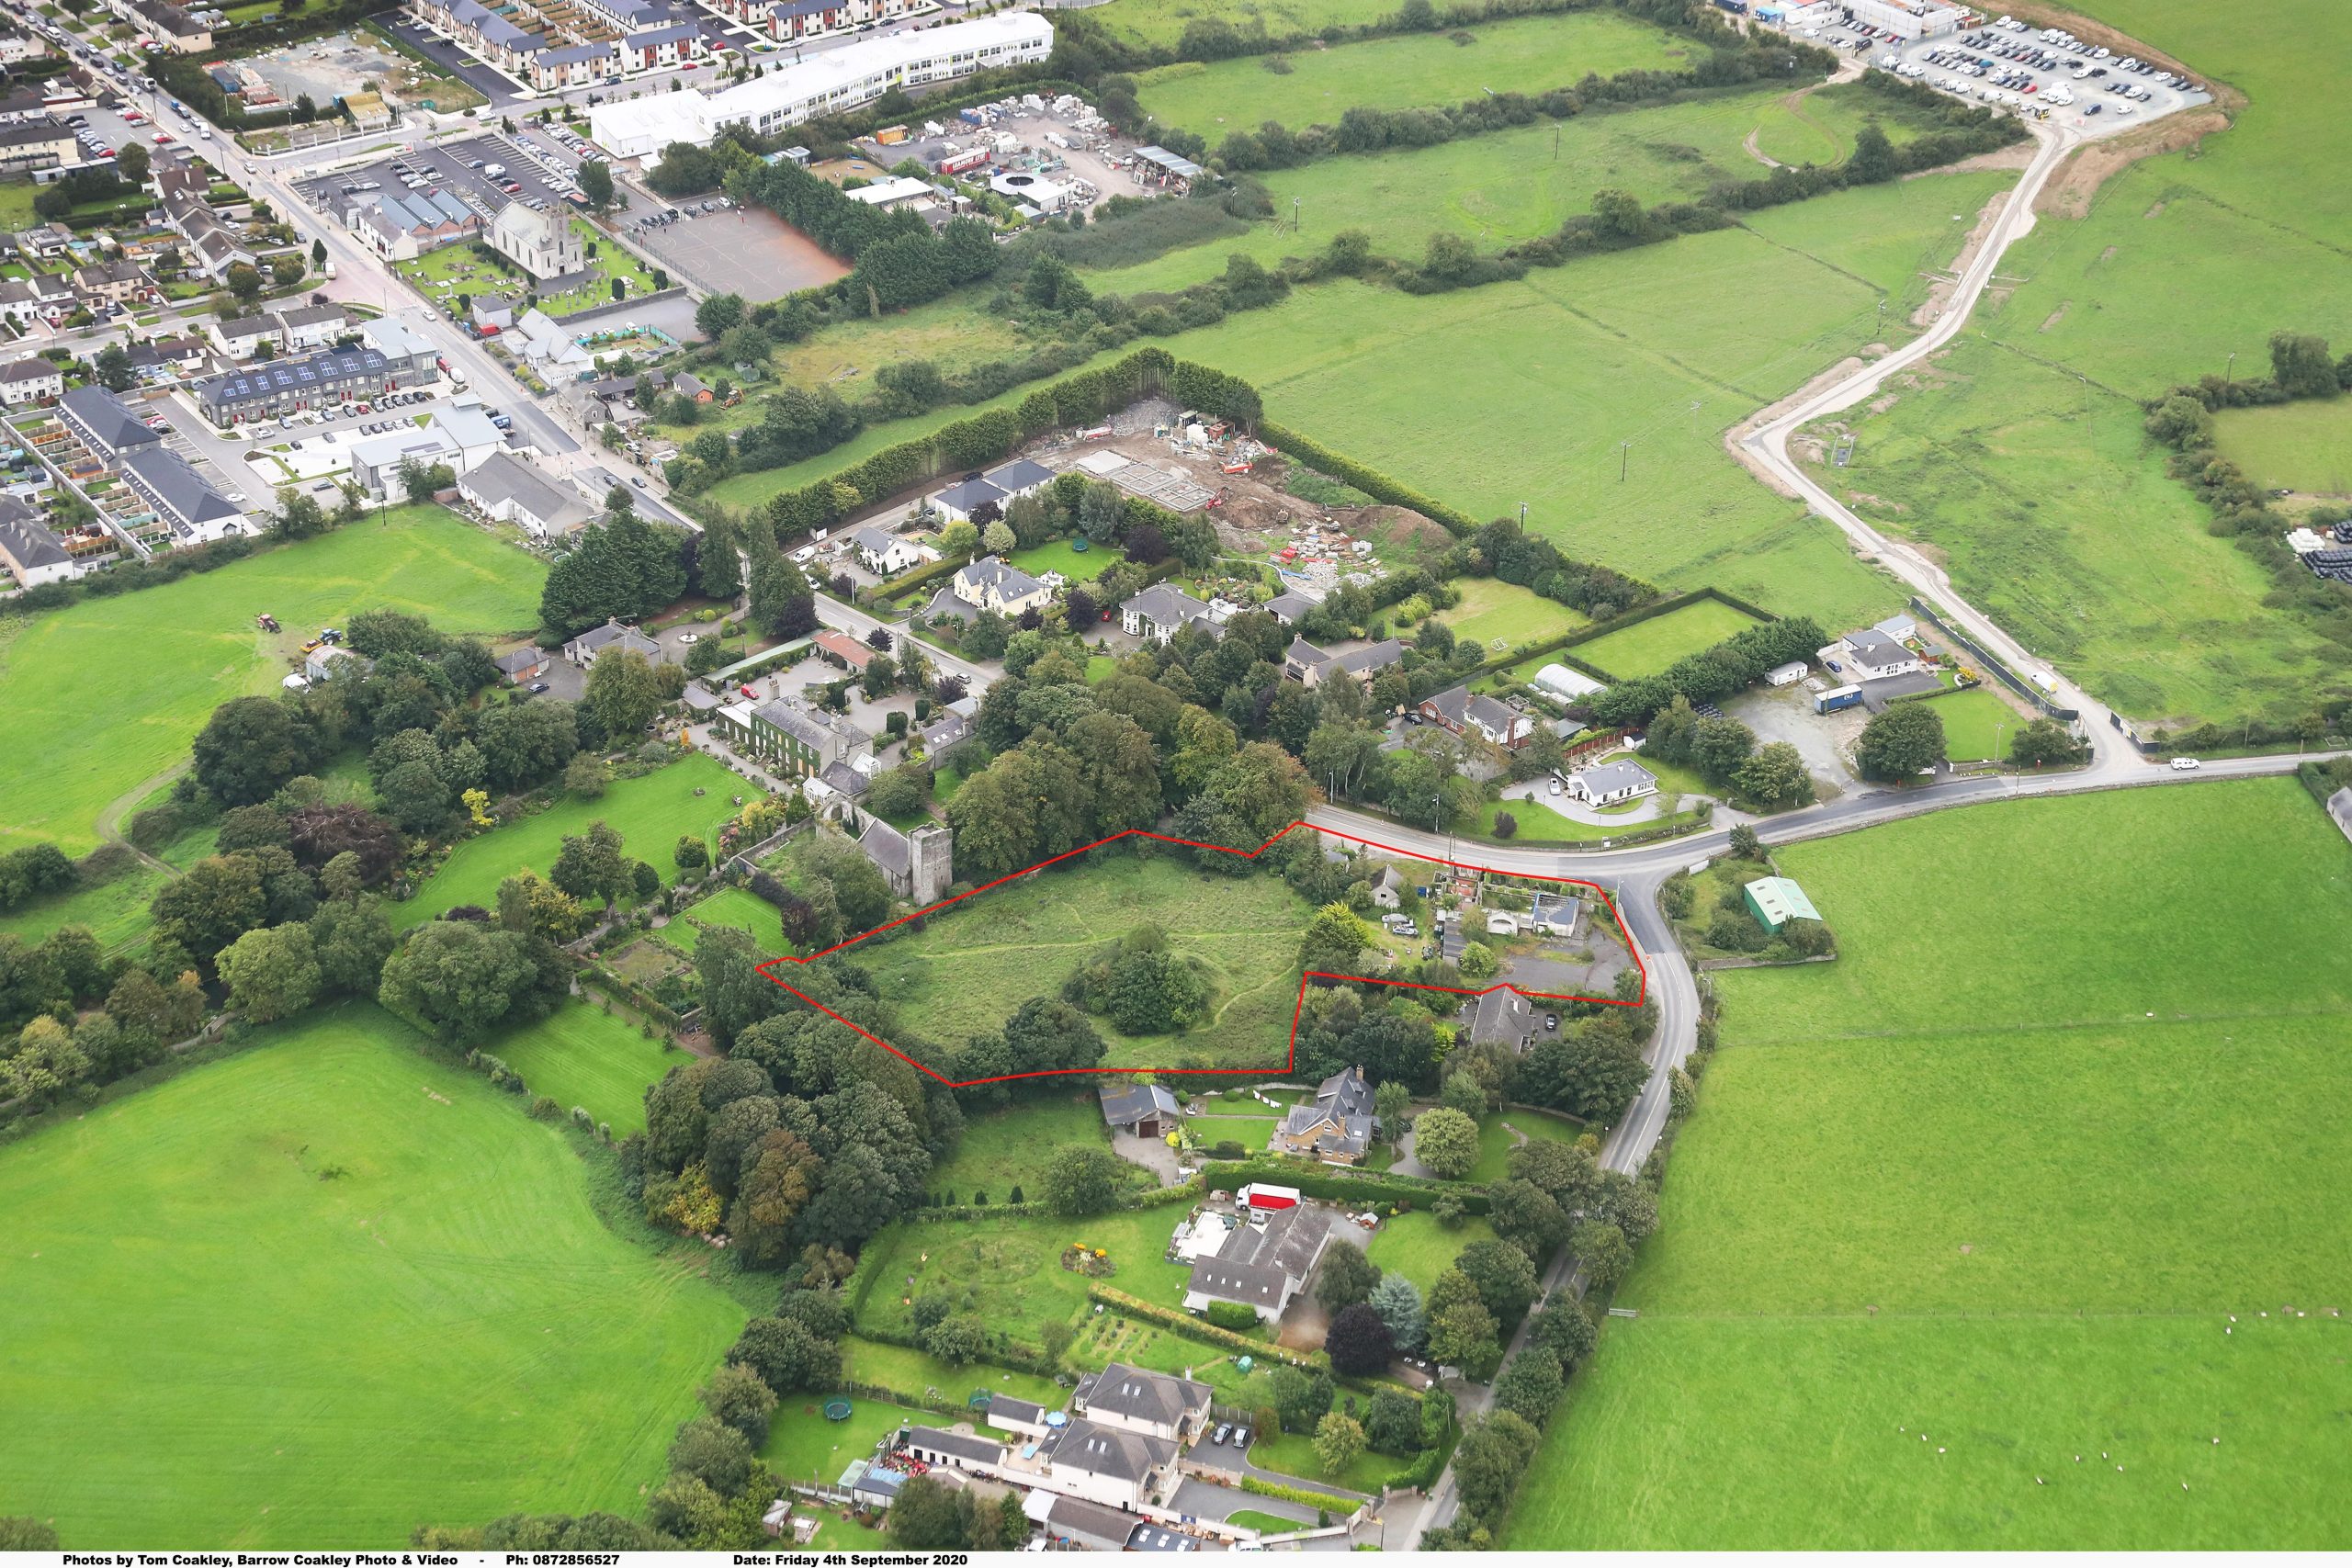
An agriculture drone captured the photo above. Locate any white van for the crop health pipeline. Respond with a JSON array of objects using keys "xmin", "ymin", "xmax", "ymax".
[{"xmin": 2169, "ymin": 757, "xmax": 2200, "ymax": 771}]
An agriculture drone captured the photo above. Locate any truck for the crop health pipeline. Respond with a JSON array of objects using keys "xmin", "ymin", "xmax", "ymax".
[{"xmin": 1814, "ymin": 683, "xmax": 1863, "ymax": 715}]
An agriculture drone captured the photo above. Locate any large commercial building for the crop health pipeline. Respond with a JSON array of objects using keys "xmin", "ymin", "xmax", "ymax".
[{"xmin": 588, "ymin": 12, "xmax": 1052, "ymax": 157}]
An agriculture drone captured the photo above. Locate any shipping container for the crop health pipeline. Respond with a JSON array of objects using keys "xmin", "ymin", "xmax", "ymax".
[{"xmin": 1814, "ymin": 684, "xmax": 1863, "ymax": 714}]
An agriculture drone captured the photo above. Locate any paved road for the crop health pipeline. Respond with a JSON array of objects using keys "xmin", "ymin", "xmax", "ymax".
[{"xmin": 814, "ymin": 594, "xmax": 996, "ymax": 693}]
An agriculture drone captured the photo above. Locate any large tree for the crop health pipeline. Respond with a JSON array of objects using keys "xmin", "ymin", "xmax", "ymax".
[
  {"xmin": 1366, "ymin": 1272, "xmax": 1426, "ymax": 1354},
  {"xmin": 586, "ymin": 648, "xmax": 665, "ymax": 738},
  {"xmin": 538, "ymin": 512, "xmax": 688, "ymax": 637},
  {"xmin": 1454, "ymin": 1237, "xmax": 1541, "ymax": 1325},
  {"xmin": 377, "ymin": 920, "xmax": 566, "ymax": 1043},
  {"xmin": 1409, "ymin": 1106, "xmax": 1479, "ymax": 1179},
  {"xmin": 151, "ymin": 853, "xmax": 268, "ymax": 965},
  {"xmin": 1315, "ymin": 1239, "xmax": 1382, "ymax": 1313},
  {"xmin": 1042, "ymin": 1145, "xmax": 1125, "ymax": 1215},
  {"xmin": 1855, "ymin": 701, "xmax": 1947, "ymax": 781},
  {"xmin": 1323, "ymin": 1301, "xmax": 1395, "ymax": 1377},
  {"xmin": 193, "ymin": 696, "xmax": 322, "ymax": 807},
  {"xmin": 218, "ymin": 921, "xmax": 320, "ymax": 1021},
  {"xmin": 727, "ymin": 1314, "xmax": 841, "ymax": 1394}
]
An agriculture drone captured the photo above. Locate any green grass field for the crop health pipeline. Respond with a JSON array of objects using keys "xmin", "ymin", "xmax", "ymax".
[
  {"xmin": 1918, "ymin": 686, "xmax": 2026, "ymax": 762},
  {"xmin": 490, "ymin": 1000, "xmax": 682, "ymax": 1135},
  {"xmin": 1363, "ymin": 1211, "xmax": 1497, "ymax": 1298},
  {"xmin": 0, "ymin": 858, "xmax": 170, "ymax": 952},
  {"xmin": 1797, "ymin": 0, "xmax": 2352, "ymax": 725},
  {"xmin": 1135, "ymin": 10, "xmax": 1688, "ymax": 135},
  {"xmin": 1573, "ymin": 598, "xmax": 1767, "ymax": 679},
  {"xmin": 856, "ymin": 1205, "xmax": 1201, "ymax": 1346},
  {"xmin": 1089, "ymin": 0, "xmax": 1396, "ymax": 50},
  {"xmin": 856, "ymin": 855, "xmax": 1310, "ymax": 1070},
  {"xmin": 2212, "ymin": 398, "xmax": 2352, "ymax": 495},
  {"xmin": 1803, "ymin": 336, "xmax": 2350, "ymax": 728},
  {"xmin": 1436, "ymin": 577, "xmax": 1584, "ymax": 652},
  {"xmin": 929, "ymin": 1095, "xmax": 1148, "ymax": 1202},
  {"xmin": 1511, "ymin": 779, "xmax": 2352, "ymax": 1548},
  {"xmin": 1466, "ymin": 1106, "xmax": 1585, "ymax": 1184},
  {"xmin": 760, "ymin": 1394, "xmax": 915, "ymax": 1488},
  {"xmin": 1244, "ymin": 1427, "xmax": 1392, "ymax": 1494},
  {"xmin": 1472, "ymin": 795, "xmax": 1703, "ymax": 845},
  {"xmin": 0, "ymin": 508, "xmax": 542, "ymax": 856},
  {"xmin": 0, "ymin": 1002, "xmax": 746, "ymax": 1547},
  {"xmin": 838, "ymin": 1336, "xmax": 1066, "ymax": 1408},
  {"xmin": 393, "ymin": 755, "xmax": 755, "ymax": 929},
  {"xmin": 673, "ymin": 884, "xmax": 778, "ymax": 953}
]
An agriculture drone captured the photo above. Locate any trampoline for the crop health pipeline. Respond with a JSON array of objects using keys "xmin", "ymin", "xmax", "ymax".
[{"xmin": 823, "ymin": 1399, "xmax": 854, "ymax": 1422}]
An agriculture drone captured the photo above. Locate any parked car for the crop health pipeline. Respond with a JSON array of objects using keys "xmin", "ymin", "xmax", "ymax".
[
  {"xmin": 1211, "ymin": 1424, "xmax": 1231, "ymax": 1446},
  {"xmin": 2169, "ymin": 756, "xmax": 2200, "ymax": 771},
  {"xmin": 526, "ymin": 682, "xmax": 550, "ymax": 694}
]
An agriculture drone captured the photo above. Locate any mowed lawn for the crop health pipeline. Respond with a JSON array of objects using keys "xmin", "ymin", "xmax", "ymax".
[
  {"xmin": 2213, "ymin": 397, "xmax": 2352, "ymax": 495},
  {"xmin": 672, "ymin": 884, "xmax": 779, "ymax": 953},
  {"xmin": 1466, "ymin": 1105, "xmax": 1585, "ymax": 1184},
  {"xmin": 491, "ymin": 999, "xmax": 684, "ymax": 1135},
  {"xmin": 1009, "ymin": 536, "xmax": 1115, "ymax": 585},
  {"xmin": 0, "ymin": 506, "xmax": 543, "ymax": 855},
  {"xmin": 1574, "ymin": 598, "xmax": 1767, "ymax": 680},
  {"xmin": 1511, "ymin": 780, "xmax": 2352, "ymax": 1548},
  {"xmin": 1437, "ymin": 576, "xmax": 1584, "ymax": 653},
  {"xmin": 394, "ymin": 755, "xmax": 755, "ymax": 929},
  {"xmin": 855, "ymin": 854, "xmax": 1310, "ymax": 1070},
  {"xmin": 1363, "ymin": 1211, "xmax": 1497, "ymax": 1298},
  {"xmin": 0, "ymin": 1003, "xmax": 746, "ymax": 1547},
  {"xmin": 1090, "ymin": 0, "xmax": 1397, "ymax": 50},
  {"xmin": 929, "ymin": 1094, "xmax": 1152, "ymax": 1202},
  {"xmin": 856, "ymin": 1205, "xmax": 1198, "ymax": 1345},
  {"xmin": 1924, "ymin": 686, "xmax": 2028, "ymax": 762},
  {"xmin": 1135, "ymin": 10, "xmax": 1687, "ymax": 135}
]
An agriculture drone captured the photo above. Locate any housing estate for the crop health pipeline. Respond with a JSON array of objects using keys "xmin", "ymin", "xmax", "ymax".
[
  {"xmin": 0, "ymin": 354, "xmax": 62, "ymax": 405},
  {"xmin": 350, "ymin": 188, "xmax": 482, "ymax": 261},
  {"xmin": 119, "ymin": 446, "xmax": 244, "ymax": 544},
  {"xmin": 59, "ymin": 385, "xmax": 162, "ymax": 463}
]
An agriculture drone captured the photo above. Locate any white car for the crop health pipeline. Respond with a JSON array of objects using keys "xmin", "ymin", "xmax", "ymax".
[
  {"xmin": 2169, "ymin": 756, "xmax": 2200, "ymax": 771},
  {"xmin": 1548, "ymin": 779, "xmax": 1563, "ymax": 796}
]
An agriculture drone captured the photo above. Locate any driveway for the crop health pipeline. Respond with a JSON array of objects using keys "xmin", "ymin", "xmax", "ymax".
[
  {"xmin": 1167, "ymin": 1476, "xmax": 1316, "ymax": 1528},
  {"xmin": 1111, "ymin": 1127, "xmax": 1182, "ymax": 1184}
]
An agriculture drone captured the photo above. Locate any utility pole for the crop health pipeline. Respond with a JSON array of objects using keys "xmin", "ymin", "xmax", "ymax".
[
  {"xmin": 2224, "ymin": 350, "xmax": 2236, "ymax": 387},
  {"xmin": 1293, "ymin": 196, "xmax": 1300, "ymax": 232},
  {"xmin": 1619, "ymin": 440, "xmax": 1631, "ymax": 482}
]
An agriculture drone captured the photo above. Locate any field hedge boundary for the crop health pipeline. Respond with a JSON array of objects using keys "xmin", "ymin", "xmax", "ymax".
[
  {"xmin": 1086, "ymin": 1283, "xmax": 1314, "ymax": 1366},
  {"xmin": 1465, "ymin": 585, "xmax": 1771, "ymax": 684},
  {"xmin": 1238, "ymin": 1473, "xmax": 1362, "ymax": 1510}
]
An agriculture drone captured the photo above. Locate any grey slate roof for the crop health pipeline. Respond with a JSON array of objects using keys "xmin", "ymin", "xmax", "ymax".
[
  {"xmin": 1075, "ymin": 1362, "xmax": 1211, "ymax": 1432},
  {"xmin": 904, "ymin": 1426, "xmax": 1002, "ymax": 1467},
  {"xmin": 61, "ymin": 385, "xmax": 161, "ymax": 456},
  {"xmin": 1099, "ymin": 1083, "xmax": 1180, "ymax": 1127},
  {"xmin": 935, "ymin": 476, "xmax": 1007, "ymax": 513},
  {"xmin": 819, "ymin": 760, "xmax": 870, "ymax": 798},
  {"xmin": 986, "ymin": 1394, "xmax": 1046, "ymax": 1428},
  {"xmin": 567, "ymin": 618, "xmax": 662, "ymax": 659},
  {"xmin": 1427, "ymin": 683, "xmax": 1517, "ymax": 736},
  {"xmin": 493, "ymin": 646, "xmax": 547, "ymax": 673},
  {"xmin": 1124, "ymin": 582, "xmax": 1211, "ymax": 631},
  {"xmin": 120, "ymin": 446, "xmax": 239, "ymax": 533},
  {"xmin": 465, "ymin": 451, "xmax": 583, "ymax": 528},
  {"xmin": 1185, "ymin": 1203, "xmax": 1335, "ymax": 1308},
  {"xmin": 1843, "ymin": 626, "xmax": 1913, "ymax": 673},
  {"xmin": 984, "ymin": 457, "xmax": 1055, "ymax": 491},
  {"xmin": 1262, "ymin": 589, "xmax": 1316, "ymax": 624},
  {"xmin": 1576, "ymin": 758, "xmax": 1655, "ymax": 796},
  {"xmin": 0, "ymin": 355, "xmax": 59, "ymax": 384},
  {"xmin": 1467, "ymin": 987, "xmax": 1532, "ymax": 1047},
  {"xmin": 1045, "ymin": 1418, "xmax": 1174, "ymax": 1484},
  {"xmin": 0, "ymin": 503, "xmax": 66, "ymax": 570},
  {"xmin": 857, "ymin": 814, "xmax": 910, "ymax": 879},
  {"xmin": 957, "ymin": 554, "xmax": 1044, "ymax": 598}
]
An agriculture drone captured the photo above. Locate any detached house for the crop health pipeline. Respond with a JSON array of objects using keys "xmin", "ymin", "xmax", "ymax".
[
  {"xmin": 1562, "ymin": 757, "xmax": 1657, "ymax": 807},
  {"xmin": 1269, "ymin": 1064, "xmax": 1374, "ymax": 1164},
  {"xmin": 1120, "ymin": 582, "xmax": 1220, "ymax": 643},
  {"xmin": 1068, "ymin": 1362, "xmax": 1213, "ymax": 1447},
  {"xmin": 1829, "ymin": 626, "xmax": 1925, "ymax": 682},
  {"xmin": 951, "ymin": 554, "xmax": 1051, "ymax": 618},
  {"xmin": 562, "ymin": 618, "xmax": 664, "ymax": 667},
  {"xmin": 847, "ymin": 523, "xmax": 924, "ymax": 576},
  {"xmin": 1037, "ymin": 1420, "xmax": 1179, "ymax": 1513},
  {"xmin": 1285, "ymin": 636, "xmax": 1404, "ymax": 691},
  {"xmin": 1182, "ymin": 1202, "xmax": 1337, "ymax": 1324},
  {"xmin": 1420, "ymin": 683, "xmax": 1533, "ymax": 749},
  {"xmin": 1098, "ymin": 1082, "xmax": 1180, "ymax": 1138},
  {"xmin": 717, "ymin": 694, "xmax": 874, "ymax": 781}
]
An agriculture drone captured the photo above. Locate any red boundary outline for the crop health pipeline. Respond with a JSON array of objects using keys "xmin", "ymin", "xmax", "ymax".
[{"xmin": 753, "ymin": 820, "xmax": 1646, "ymax": 1088}]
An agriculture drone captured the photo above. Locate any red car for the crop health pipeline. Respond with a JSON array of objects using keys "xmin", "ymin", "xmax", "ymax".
[{"xmin": 739, "ymin": 684, "xmax": 758, "ymax": 698}]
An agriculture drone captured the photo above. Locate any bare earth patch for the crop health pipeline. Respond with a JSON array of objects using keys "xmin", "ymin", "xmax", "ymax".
[
  {"xmin": 2036, "ymin": 107, "xmax": 2232, "ymax": 219},
  {"xmin": 2039, "ymin": 302, "xmax": 2071, "ymax": 333}
]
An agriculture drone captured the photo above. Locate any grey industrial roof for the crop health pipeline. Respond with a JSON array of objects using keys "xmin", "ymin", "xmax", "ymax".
[{"xmin": 1132, "ymin": 144, "xmax": 1204, "ymax": 178}]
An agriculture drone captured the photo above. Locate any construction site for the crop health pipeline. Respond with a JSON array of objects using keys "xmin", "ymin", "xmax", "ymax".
[{"xmin": 857, "ymin": 92, "xmax": 1191, "ymax": 219}]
